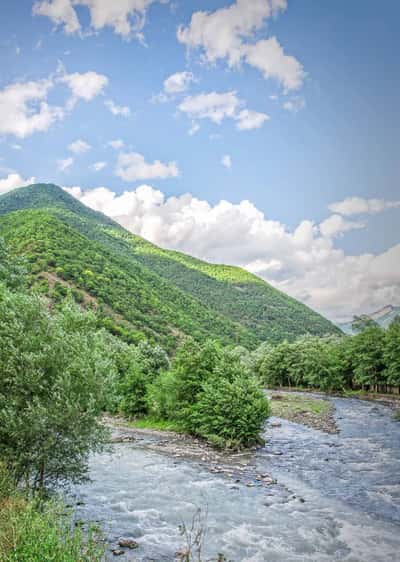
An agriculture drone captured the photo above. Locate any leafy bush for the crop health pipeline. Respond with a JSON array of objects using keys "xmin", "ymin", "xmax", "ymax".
[{"xmin": 191, "ymin": 374, "xmax": 270, "ymax": 449}]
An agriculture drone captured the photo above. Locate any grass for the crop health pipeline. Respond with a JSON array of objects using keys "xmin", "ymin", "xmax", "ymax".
[
  {"xmin": 270, "ymin": 393, "xmax": 331, "ymax": 418},
  {"xmin": 125, "ymin": 416, "xmax": 186, "ymax": 433},
  {"xmin": 0, "ymin": 466, "xmax": 104, "ymax": 562}
]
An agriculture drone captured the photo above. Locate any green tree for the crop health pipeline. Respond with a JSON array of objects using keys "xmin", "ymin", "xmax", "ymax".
[
  {"xmin": 0, "ymin": 288, "xmax": 115, "ymax": 492},
  {"xmin": 384, "ymin": 317, "xmax": 400, "ymax": 387},
  {"xmin": 351, "ymin": 325, "xmax": 386, "ymax": 389}
]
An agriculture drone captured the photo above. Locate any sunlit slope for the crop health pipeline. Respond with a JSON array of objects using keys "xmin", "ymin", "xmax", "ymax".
[{"xmin": 0, "ymin": 183, "xmax": 340, "ymax": 348}]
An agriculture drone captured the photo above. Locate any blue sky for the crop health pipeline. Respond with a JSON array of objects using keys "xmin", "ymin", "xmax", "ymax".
[{"xmin": 0, "ymin": 0, "xmax": 399, "ymax": 321}]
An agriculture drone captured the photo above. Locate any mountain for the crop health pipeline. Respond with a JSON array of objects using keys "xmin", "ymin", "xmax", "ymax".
[
  {"xmin": 0, "ymin": 183, "xmax": 341, "ymax": 350},
  {"xmin": 338, "ymin": 305, "xmax": 400, "ymax": 335}
]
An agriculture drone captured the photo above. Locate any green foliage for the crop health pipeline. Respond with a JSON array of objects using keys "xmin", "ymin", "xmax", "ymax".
[
  {"xmin": 255, "ymin": 322, "xmax": 400, "ymax": 393},
  {"xmin": 146, "ymin": 371, "xmax": 180, "ymax": 420},
  {"xmin": 0, "ymin": 467, "xmax": 104, "ymax": 562},
  {"xmin": 145, "ymin": 340, "xmax": 270, "ymax": 449},
  {"xmin": 0, "ymin": 287, "xmax": 115, "ymax": 492},
  {"xmin": 384, "ymin": 318, "xmax": 400, "ymax": 386},
  {"xmin": 191, "ymin": 374, "xmax": 270, "ymax": 449},
  {"xmin": 0, "ymin": 183, "xmax": 340, "ymax": 352},
  {"xmin": 350, "ymin": 325, "xmax": 386, "ymax": 388}
]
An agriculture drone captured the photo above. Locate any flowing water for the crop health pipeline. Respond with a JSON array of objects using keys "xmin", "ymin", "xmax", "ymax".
[{"xmin": 74, "ymin": 396, "xmax": 400, "ymax": 561}]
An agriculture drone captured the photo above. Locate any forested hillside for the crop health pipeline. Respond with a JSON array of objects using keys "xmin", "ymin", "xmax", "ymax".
[{"xmin": 0, "ymin": 183, "xmax": 340, "ymax": 350}]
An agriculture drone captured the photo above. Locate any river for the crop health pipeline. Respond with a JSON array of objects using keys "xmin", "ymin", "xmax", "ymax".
[{"xmin": 73, "ymin": 395, "xmax": 400, "ymax": 561}]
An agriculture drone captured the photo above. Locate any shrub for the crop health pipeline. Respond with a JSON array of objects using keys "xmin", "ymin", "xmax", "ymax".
[{"xmin": 191, "ymin": 374, "xmax": 270, "ymax": 449}]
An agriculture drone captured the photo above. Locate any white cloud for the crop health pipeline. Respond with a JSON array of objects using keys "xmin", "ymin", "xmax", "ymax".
[
  {"xmin": 283, "ymin": 96, "xmax": 306, "ymax": 113},
  {"xmin": 108, "ymin": 139, "xmax": 124, "ymax": 149},
  {"xmin": 164, "ymin": 71, "xmax": 195, "ymax": 94},
  {"xmin": 179, "ymin": 91, "xmax": 268, "ymax": 131},
  {"xmin": 244, "ymin": 38, "xmax": 305, "ymax": 92},
  {"xmin": 179, "ymin": 91, "xmax": 240, "ymax": 124},
  {"xmin": 115, "ymin": 152, "xmax": 180, "ymax": 181},
  {"xmin": 221, "ymin": 154, "xmax": 232, "ymax": 169},
  {"xmin": 65, "ymin": 183, "xmax": 400, "ymax": 322},
  {"xmin": 60, "ymin": 70, "xmax": 108, "ymax": 106},
  {"xmin": 57, "ymin": 157, "xmax": 74, "ymax": 171},
  {"xmin": 11, "ymin": 144, "xmax": 22, "ymax": 150},
  {"xmin": 319, "ymin": 214, "xmax": 365, "ymax": 238},
  {"xmin": 236, "ymin": 108, "xmax": 269, "ymax": 130},
  {"xmin": 104, "ymin": 99, "xmax": 131, "ymax": 117},
  {"xmin": 33, "ymin": 0, "xmax": 163, "ymax": 39},
  {"xmin": 33, "ymin": 0, "xmax": 81, "ymax": 34},
  {"xmin": 0, "ymin": 79, "xmax": 64, "ymax": 138},
  {"xmin": 0, "ymin": 173, "xmax": 36, "ymax": 194},
  {"xmin": 177, "ymin": 0, "xmax": 304, "ymax": 91},
  {"xmin": 68, "ymin": 138, "xmax": 91, "ymax": 154},
  {"xmin": 329, "ymin": 196, "xmax": 400, "ymax": 216},
  {"xmin": 91, "ymin": 161, "xmax": 107, "ymax": 171}
]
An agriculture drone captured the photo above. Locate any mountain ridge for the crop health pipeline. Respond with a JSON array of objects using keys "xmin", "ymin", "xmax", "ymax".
[{"xmin": 0, "ymin": 183, "xmax": 341, "ymax": 349}]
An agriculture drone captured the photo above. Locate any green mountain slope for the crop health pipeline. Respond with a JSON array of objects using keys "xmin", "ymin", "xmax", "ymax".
[{"xmin": 0, "ymin": 183, "xmax": 340, "ymax": 349}]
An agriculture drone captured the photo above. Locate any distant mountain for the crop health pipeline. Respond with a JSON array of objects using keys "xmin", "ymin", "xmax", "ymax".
[
  {"xmin": 0, "ymin": 183, "xmax": 341, "ymax": 350},
  {"xmin": 338, "ymin": 305, "xmax": 400, "ymax": 334}
]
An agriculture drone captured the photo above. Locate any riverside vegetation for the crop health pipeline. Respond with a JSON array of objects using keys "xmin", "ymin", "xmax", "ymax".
[{"xmin": 1, "ymin": 183, "xmax": 399, "ymax": 559}]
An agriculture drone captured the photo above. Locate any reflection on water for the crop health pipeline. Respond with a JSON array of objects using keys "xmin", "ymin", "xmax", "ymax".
[{"xmin": 74, "ymin": 397, "xmax": 400, "ymax": 561}]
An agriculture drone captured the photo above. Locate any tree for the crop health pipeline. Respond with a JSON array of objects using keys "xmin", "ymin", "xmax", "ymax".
[
  {"xmin": 0, "ymin": 288, "xmax": 115, "ymax": 492},
  {"xmin": 384, "ymin": 317, "xmax": 400, "ymax": 388},
  {"xmin": 351, "ymin": 325, "xmax": 386, "ymax": 389}
]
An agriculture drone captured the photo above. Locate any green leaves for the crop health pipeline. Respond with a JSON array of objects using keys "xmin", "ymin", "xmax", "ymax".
[{"xmin": 0, "ymin": 288, "xmax": 115, "ymax": 492}]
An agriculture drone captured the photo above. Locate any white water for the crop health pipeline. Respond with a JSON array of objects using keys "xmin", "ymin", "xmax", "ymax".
[{"xmin": 74, "ymin": 396, "xmax": 400, "ymax": 561}]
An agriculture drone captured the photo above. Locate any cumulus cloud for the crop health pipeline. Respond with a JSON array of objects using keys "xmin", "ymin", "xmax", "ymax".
[
  {"xmin": 33, "ymin": 0, "xmax": 81, "ymax": 34},
  {"xmin": 33, "ymin": 0, "xmax": 164, "ymax": 39},
  {"xmin": 0, "ymin": 68, "xmax": 110, "ymax": 138},
  {"xmin": 104, "ymin": 99, "xmax": 131, "ymax": 116},
  {"xmin": 177, "ymin": 0, "xmax": 304, "ymax": 91},
  {"xmin": 0, "ymin": 79, "xmax": 64, "ymax": 138},
  {"xmin": 57, "ymin": 156, "xmax": 74, "ymax": 171},
  {"xmin": 64, "ymin": 184, "xmax": 400, "ymax": 322},
  {"xmin": 329, "ymin": 196, "xmax": 400, "ymax": 216},
  {"xmin": 115, "ymin": 152, "xmax": 180, "ymax": 181},
  {"xmin": 0, "ymin": 173, "xmax": 36, "ymax": 194},
  {"xmin": 60, "ymin": 70, "xmax": 108, "ymax": 106},
  {"xmin": 221, "ymin": 154, "xmax": 232, "ymax": 169},
  {"xmin": 179, "ymin": 91, "xmax": 240, "ymax": 124},
  {"xmin": 164, "ymin": 71, "xmax": 195, "ymax": 94},
  {"xmin": 179, "ymin": 91, "xmax": 268, "ymax": 130},
  {"xmin": 236, "ymin": 108, "xmax": 269, "ymax": 130},
  {"xmin": 91, "ymin": 161, "xmax": 107, "ymax": 171},
  {"xmin": 68, "ymin": 138, "xmax": 91, "ymax": 153},
  {"xmin": 319, "ymin": 214, "xmax": 365, "ymax": 238}
]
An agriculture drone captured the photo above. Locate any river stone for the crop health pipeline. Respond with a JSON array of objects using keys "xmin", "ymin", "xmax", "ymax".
[
  {"xmin": 112, "ymin": 549, "xmax": 125, "ymax": 556},
  {"xmin": 118, "ymin": 538, "xmax": 139, "ymax": 549}
]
